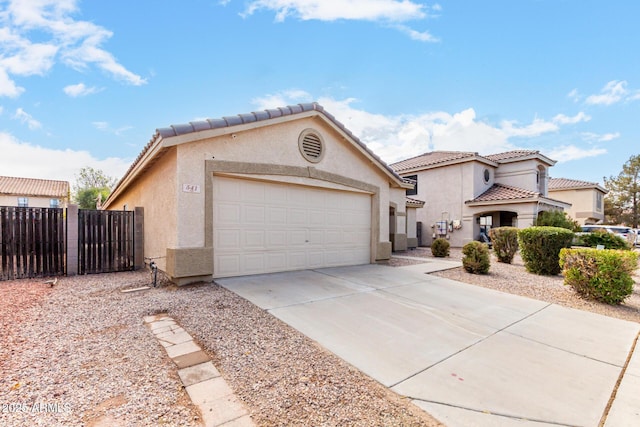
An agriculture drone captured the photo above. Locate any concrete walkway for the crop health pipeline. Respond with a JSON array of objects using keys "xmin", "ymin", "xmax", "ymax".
[
  {"xmin": 144, "ymin": 314, "xmax": 255, "ymax": 427},
  {"xmin": 217, "ymin": 260, "xmax": 640, "ymax": 427}
]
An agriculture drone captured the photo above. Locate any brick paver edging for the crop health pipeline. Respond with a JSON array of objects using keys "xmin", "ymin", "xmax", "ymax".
[{"xmin": 144, "ymin": 314, "xmax": 255, "ymax": 427}]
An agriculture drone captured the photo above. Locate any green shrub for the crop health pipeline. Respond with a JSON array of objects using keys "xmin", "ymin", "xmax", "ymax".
[
  {"xmin": 462, "ymin": 241, "xmax": 490, "ymax": 274},
  {"xmin": 559, "ymin": 248, "xmax": 638, "ymax": 305},
  {"xmin": 535, "ymin": 210, "xmax": 581, "ymax": 231},
  {"xmin": 518, "ymin": 226, "xmax": 574, "ymax": 275},
  {"xmin": 431, "ymin": 238, "xmax": 450, "ymax": 257},
  {"xmin": 577, "ymin": 229, "xmax": 631, "ymax": 250},
  {"xmin": 489, "ymin": 227, "xmax": 519, "ymax": 264}
]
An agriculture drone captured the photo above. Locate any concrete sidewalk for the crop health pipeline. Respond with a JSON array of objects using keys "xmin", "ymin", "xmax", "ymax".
[{"xmin": 218, "ymin": 262, "xmax": 640, "ymax": 427}]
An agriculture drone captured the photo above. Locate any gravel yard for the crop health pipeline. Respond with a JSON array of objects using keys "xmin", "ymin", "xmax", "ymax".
[
  {"xmin": 2, "ymin": 247, "xmax": 638, "ymax": 426},
  {"xmin": 0, "ymin": 270, "xmax": 442, "ymax": 427},
  {"xmin": 391, "ymin": 247, "xmax": 640, "ymax": 324}
]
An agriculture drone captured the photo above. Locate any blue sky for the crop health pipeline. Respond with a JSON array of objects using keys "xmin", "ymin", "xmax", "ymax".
[{"xmin": 1, "ymin": 0, "xmax": 638, "ymax": 187}]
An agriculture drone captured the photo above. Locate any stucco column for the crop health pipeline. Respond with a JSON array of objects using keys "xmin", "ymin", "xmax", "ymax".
[
  {"xmin": 66, "ymin": 204, "xmax": 78, "ymax": 276},
  {"xmin": 134, "ymin": 207, "xmax": 144, "ymax": 270}
]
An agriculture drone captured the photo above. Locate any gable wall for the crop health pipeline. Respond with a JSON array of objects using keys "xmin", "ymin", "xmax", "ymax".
[
  {"xmin": 494, "ymin": 159, "xmax": 545, "ymax": 194},
  {"xmin": 174, "ymin": 116, "xmax": 402, "ymax": 249},
  {"xmin": 549, "ymin": 188, "xmax": 604, "ymax": 224},
  {"xmin": 105, "ymin": 148, "xmax": 179, "ymax": 272},
  {"xmin": 0, "ymin": 195, "xmax": 64, "ymax": 208}
]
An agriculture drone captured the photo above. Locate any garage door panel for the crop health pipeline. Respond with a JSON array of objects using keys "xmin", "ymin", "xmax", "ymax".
[
  {"xmin": 267, "ymin": 207, "xmax": 286, "ymax": 225},
  {"xmin": 213, "ymin": 177, "xmax": 371, "ymax": 277},
  {"xmin": 288, "ymin": 230, "xmax": 307, "ymax": 246},
  {"xmin": 244, "ymin": 254, "xmax": 265, "ymax": 273},
  {"xmin": 267, "ymin": 230, "xmax": 287, "ymax": 247},
  {"xmin": 243, "ymin": 180, "xmax": 266, "ymax": 202},
  {"xmin": 216, "ymin": 203, "xmax": 241, "ymax": 224},
  {"xmin": 244, "ymin": 205, "xmax": 265, "ymax": 224},
  {"xmin": 288, "ymin": 208, "xmax": 307, "ymax": 224},
  {"xmin": 244, "ymin": 230, "xmax": 265, "ymax": 248},
  {"xmin": 216, "ymin": 255, "xmax": 240, "ymax": 276},
  {"xmin": 288, "ymin": 252, "xmax": 307, "ymax": 269},
  {"xmin": 215, "ymin": 229, "xmax": 240, "ymax": 249}
]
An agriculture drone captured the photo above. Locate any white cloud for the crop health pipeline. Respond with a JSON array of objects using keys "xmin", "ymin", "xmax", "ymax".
[
  {"xmin": 92, "ymin": 121, "xmax": 133, "ymax": 136},
  {"xmin": 585, "ymin": 80, "xmax": 628, "ymax": 106},
  {"xmin": 250, "ymin": 90, "xmax": 605, "ymax": 165},
  {"xmin": 567, "ymin": 88, "xmax": 580, "ymax": 102},
  {"xmin": 393, "ymin": 24, "xmax": 439, "ymax": 42},
  {"xmin": 552, "ymin": 112, "xmax": 591, "ymax": 125},
  {"xmin": 500, "ymin": 117, "xmax": 558, "ymax": 138},
  {"xmin": 0, "ymin": 132, "xmax": 131, "ymax": 183},
  {"xmin": 0, "ymin": 0, "xmax": 146, "ymax": 98},
  {"xmin": 243, "ymin": 0, "xmax": 427, "ymax": 22},
  {"xmin": 547, "ymin": 145, "xmax": 607, "ymax": 162},
  {"xmin": 0, "ymin": 66, "xmax": 24, "ymax": 97},
  {"xmin": 241, "ymin": 0, "xmax": 439, "ymax": 42},
  {"xmin": 13, "ymin": 107, "xmax": 41, "ymax": 129},
  {"xmin": 63, "ymin": 82, "xmax": 100, "ymax": 97},
  {"xmin": 581, "ymin": 131, "xmax": 620, "ymax": 142}
]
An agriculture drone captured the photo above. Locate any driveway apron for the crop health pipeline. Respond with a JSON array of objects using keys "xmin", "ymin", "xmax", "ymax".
[{"xmin": 217, "ymin": 264, "xmax": 640, "ymax": 427}]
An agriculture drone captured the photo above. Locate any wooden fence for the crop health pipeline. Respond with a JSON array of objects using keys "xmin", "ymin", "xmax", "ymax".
[
  {"xmin": 0, "ymin": 207, "xmax": 65, "ymax": 280},
  {"xmin": 0, "ymin": 206, "xmax": 140, "ymax": 280},
  {"xmin": 78, "ymin": 209, "xmax": 135, "ymax": 275}
]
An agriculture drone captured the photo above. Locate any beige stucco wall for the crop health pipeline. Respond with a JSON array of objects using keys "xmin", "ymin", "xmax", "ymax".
[
  {"xmin": 106, "ymin": 114, "xmax": 404, "ymax": 282},
  {"xmin": 105, "ymin": 148, "xmax": 178, "ymax": 272},
  {"xmin": 495, "ymin": 159, "xmax": 548, "ymax": 194},
  {"xmin": 0, "ymin": 195, "xmax": 66, "ymax": 208},
  {"xmin": 411, "ymin": 162, "xmax": 481, "ymax": 247},
  {"xmin": 174, "ymin": 116, "xmax": 401, "ymax": 250},
  {"xmin": 549, "ymin": 188, "xmax": 604, "ymax": 224},
  {"xmin": 407, "ymin": 159, "xmax": 551, "ymax": 247}
]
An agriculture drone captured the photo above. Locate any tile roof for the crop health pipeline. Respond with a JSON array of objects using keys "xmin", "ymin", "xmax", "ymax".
[
  {"xmin": 484, "ymin": 149, "xmax": 556, "ymax": 166},
  {"xmin": 549, "ymin": 177, "xmax": 606, "ymax": 192},
  {"xmin": 406, "ymin": 196, "xmax": 425, "ymax": 207},
  {"xmin": 483, "ymin": 150, "xmax": 540, "ymax": 162},
  {"xmin": 390, "ymin": 151, "xmax": 485, "ymax": 172},
  {"xmin": 111, "ymin": 103, "xmax": 405, "ymax": 199},
  {"xmin": 467, "ymin": 183, "xmax": 538, "ymax": 203},
  {"xmin": 0, "ymin": 176, "xmax": 69, "ymax": 198}
]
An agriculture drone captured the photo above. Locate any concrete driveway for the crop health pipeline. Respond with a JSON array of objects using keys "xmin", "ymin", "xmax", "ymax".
[{"xmin": 217, "ymin": 263, "xmax": 640, "ymax": 427}]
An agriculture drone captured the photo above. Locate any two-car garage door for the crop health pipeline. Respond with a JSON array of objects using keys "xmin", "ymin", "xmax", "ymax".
[{"xmin": 213, "ymin": 176, "xmax": 371, "ymax": 277}]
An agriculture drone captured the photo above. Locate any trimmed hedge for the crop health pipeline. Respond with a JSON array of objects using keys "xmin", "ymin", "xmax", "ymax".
[
  {"xmin": 559, "ymin": 248, "xmax": 638, "ymax": 305},
  {"xmin": 489, "ymin": 227, "xmax": 519, "ymax": 264},
  {"xmin": 518, "ymin": 226, "xmax": 574, "ymax": 275},
  {"xmin": 575, "ymin": 229, "xmax": 631, "ymax": 250},
  {"xmin": 431, "ymin": 238, "xmax": 450, "ymax": 257},
  {"xmin": 462, "ymin": 241, "xmax": 490, "ymax": 274}
]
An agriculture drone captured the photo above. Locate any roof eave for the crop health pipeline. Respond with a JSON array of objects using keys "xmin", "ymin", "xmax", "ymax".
[
  {"xmin": 394, "ymin": 156, "xmax": 499, "ymax": 174},
  {"xmin": 103, "ymin": 133, "xmax": 165, "ymax": 208}
]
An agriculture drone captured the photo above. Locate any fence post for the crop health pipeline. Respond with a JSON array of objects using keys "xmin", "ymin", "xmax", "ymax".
[
  {"xmin": 134, "ymin": 207, "xmax": 144, "ymax": 270},
  {"xmin": 67, "ymin": 204, "xmax": 79, "ymax": 276}
]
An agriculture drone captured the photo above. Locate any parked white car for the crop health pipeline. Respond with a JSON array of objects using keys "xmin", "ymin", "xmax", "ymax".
[{"xmin": 581, "ymin": 225, "xmax": 636, "ymax": 245}]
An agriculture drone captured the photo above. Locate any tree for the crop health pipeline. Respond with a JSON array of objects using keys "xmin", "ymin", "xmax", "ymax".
[
  {"xmin": 535, "ymin": 210, "xmax": 581, "ymax": 231},
  {"xmin": 604, "ymin": 155, "xmax": 640, "ymax": 228},
  {"xmin": 73, "ymin": 167, "xmax": 118, "ymax": 209}
]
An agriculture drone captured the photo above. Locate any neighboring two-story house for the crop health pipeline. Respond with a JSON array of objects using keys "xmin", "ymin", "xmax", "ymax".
[
  {"xmin": 0, "ymin": 176, "xmax": 70, "ymax": 208},
  {"xmin": 548, "ymin": 178, "xmax": 607, "ymax": 225},
  {"xmin": 390, "ymin": 150, "xmax": 570, "ymax": 247}
]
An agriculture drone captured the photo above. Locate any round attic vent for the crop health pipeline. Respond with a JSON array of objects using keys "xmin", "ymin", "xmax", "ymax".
[{"xmin": 298, "ymin": 129, "xmax": 324, "ymax": 163}]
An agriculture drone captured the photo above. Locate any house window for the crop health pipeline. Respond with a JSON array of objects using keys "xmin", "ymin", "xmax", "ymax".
[
  {"xmin": 483, "ymin": 169, "xmax": 490, "ymax": 183},
  {"xmin": 18, "ymin": 197, "xmax": 28, "ymax": 207},
  {"xmin": 405, "ymin": 175, "xmax": 418, "ymax": 196},
  {"xmin": 596, "ymin": 192, "xmax": 603, "ymax": 212},
  {"xmin": 50, "ymin": 199, "xmax": 60, "ymax": 208}
]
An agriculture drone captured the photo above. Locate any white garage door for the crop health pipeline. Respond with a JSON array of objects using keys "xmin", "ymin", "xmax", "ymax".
[{"xmin": 213, "ymin": 176, "xmax": 371, "ymax": 277}]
